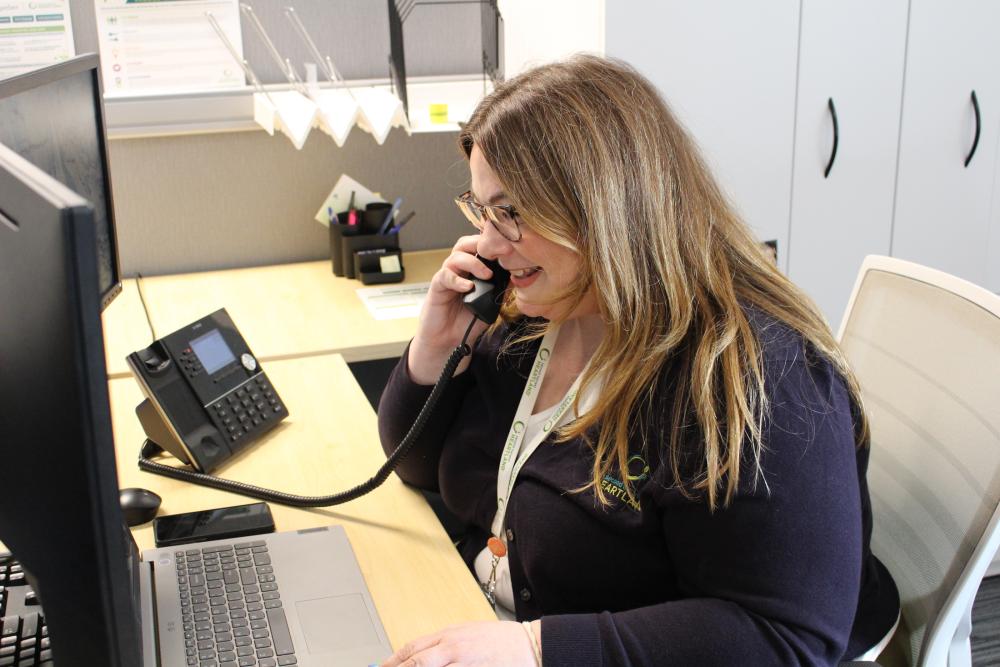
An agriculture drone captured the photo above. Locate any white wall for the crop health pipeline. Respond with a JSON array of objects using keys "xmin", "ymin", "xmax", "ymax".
[{"xmin": 499, "ymin": 0, "xmax": 605, "ymax": 77}]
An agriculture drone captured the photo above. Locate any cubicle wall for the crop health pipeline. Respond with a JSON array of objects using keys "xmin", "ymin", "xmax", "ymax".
[{"xmin": 107, "ymin": 128, "xmax": 469, "ymax": 276}]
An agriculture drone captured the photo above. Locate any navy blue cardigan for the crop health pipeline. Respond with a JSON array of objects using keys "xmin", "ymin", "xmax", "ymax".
[{"xmin": 378, "ymin": 316, "xmax": 899, "ymax": 666}]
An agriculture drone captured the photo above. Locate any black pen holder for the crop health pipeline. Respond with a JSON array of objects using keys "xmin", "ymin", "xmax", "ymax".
[
  {"xmin": 362, "ymin": 202, "xmax": 393, "ymax": 235},
  {"xmin": 328, "ymin": 211, "xmax": 359, "ymax": 276},
  {"xmin": 341, "ymin": 232, "xmax": 401, "ymax": 280}
]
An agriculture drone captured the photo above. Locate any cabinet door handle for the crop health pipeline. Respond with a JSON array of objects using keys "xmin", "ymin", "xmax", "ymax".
[
  {"xmin": 824, "ymin": 97, "xmax": 839, "ymax": 178},
  {"xmin": 965, "ymin": 90, "xmax": 981, "ymax": 168}
]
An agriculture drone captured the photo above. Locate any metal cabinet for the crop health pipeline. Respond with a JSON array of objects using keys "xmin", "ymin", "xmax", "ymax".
[
  {"xmin": 606, "ymin": 0, "xmax": 1000, "ymax": 311},
  {"xmin": 787, "ymin": 0, "xmax": 909, "ymax": 326},
  {"xmin": 891, "ymin": 0, "xmax": 1000, "ymax": 290},
  {"xmin": 605, "ymin": 0, "xmax": 801, "ymax": 271},
  {"xmin": 989, "ymin": 130, "xmax": 1000, "ymax": 294}
]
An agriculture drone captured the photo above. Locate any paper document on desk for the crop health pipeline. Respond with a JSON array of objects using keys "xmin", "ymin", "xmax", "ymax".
[{"xmin": 356, "ymin": 283, "xmax": 429, "ymax": 320}]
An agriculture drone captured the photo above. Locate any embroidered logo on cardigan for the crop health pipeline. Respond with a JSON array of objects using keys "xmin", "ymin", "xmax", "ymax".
[{"xmin": 599, "ymin": 455, "xmax": 650, "ymax": 512}]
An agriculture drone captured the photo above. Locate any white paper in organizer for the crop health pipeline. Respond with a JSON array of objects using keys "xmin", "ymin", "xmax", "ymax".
[
  {"xmin": 354, "ymin": 87, "xmax": 411, "ymax": 145},
  {"xmin": 313, "ymin": 174, "xmax": 386, "ymax": 226},
  {"xmin": 313, "ymin": 88, "xmax": 361, "ymax": 147}
]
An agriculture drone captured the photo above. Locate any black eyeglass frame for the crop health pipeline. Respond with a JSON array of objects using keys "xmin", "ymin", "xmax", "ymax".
[{"xmin": 454, "ymin": 190, "xmax": 523, "ymax": 242}]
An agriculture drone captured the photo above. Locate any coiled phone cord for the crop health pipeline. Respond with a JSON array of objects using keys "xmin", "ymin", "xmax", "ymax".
[{"xmin": 136, "ymin": 315, "xmax": 479, "ymax": 507}]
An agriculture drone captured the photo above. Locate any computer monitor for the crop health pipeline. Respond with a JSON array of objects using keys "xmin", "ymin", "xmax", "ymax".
[
  {"xmin": 0, "ymin": 53, "xmax": 122, "ymax": 311},
  {"xmin": 0, "ymin": 143, "xmax": 141, "ymax": 665}
]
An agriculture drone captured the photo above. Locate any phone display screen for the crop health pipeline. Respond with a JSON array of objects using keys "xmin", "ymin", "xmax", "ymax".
[
  {"xmin": 190, "ymin": 329, "xmax": 236, "ymax": 374},
  {"xmin": 153, "ymin": 502, "xmax": 274, "ymax": 547}
]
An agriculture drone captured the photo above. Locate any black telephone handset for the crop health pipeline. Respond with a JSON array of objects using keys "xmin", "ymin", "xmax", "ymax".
[
  {"xmin": 462, "ymin": 256, "xmax": 511, "ymax": 323},
  {"xmin": 127, "ymin": 308, "xmax": 288, "ymax": 473}
]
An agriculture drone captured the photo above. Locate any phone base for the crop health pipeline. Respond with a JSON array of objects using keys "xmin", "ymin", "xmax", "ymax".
[{"xmin": 135, "ymin": 398, "xmax": 193, "ymax": 467}]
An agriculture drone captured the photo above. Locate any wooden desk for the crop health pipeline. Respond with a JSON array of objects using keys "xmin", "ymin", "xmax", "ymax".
[
  {"xmin": 136, "ymin": 249, "xmax": 449, "ymax": 366},
  {"xmin": 109, "ymin": 352, "xmax": 494, "ymax": 649}
]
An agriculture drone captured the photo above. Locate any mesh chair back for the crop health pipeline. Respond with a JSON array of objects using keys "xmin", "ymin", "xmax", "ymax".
[{"xmin": 837, "ymin": 257, "xmax": 1000, "ymax": 666}]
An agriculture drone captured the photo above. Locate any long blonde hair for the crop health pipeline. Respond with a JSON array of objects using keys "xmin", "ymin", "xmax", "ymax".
[{"xmin": 459, "ymin": 55, "xmax": 868, "ymax": 511}]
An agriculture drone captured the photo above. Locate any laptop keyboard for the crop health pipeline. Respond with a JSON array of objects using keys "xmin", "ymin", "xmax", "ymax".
[
  {"xmin": 176, "ymin": 541, "xmax": 297, "ymax": 667},
  {"xmin": 0, "ymin": 554, "xmax": 53, "ymax": 667}
]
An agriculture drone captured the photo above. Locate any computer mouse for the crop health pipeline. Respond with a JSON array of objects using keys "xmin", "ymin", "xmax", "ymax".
[{"xmin": 119, "ymin": 487, "xmax": 162, "ymax": 527}]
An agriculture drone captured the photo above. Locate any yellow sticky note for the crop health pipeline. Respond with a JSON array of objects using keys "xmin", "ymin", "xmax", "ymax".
[
  {"xmin": 429, "ymin": 103, "xmax": 449, "ymax": 125},
  {"xmin": 380, "ymin": 255, "xmax": 402, "ymax": 273}
]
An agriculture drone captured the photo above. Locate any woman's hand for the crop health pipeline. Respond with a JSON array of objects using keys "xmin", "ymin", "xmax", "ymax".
[
  {"xmin": 408, "ymin": 235, "xmax": 495, "ymax": 384},
  {"xmin": 381, "ymin": 621, "xmax": 539, "ymax": 667}
]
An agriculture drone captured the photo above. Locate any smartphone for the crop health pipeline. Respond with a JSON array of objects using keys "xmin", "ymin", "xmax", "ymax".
[{"xmin": 153, "ymin": 501, "xmax": 275, "ymax": 547}]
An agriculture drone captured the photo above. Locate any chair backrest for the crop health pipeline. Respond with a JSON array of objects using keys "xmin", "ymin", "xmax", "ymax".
[{"xmin": 837, "ymin": 256, "xmax": 1000, "ymax": 666}]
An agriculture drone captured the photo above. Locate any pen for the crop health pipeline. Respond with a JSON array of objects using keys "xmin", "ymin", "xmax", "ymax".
[
  {"xmin": 347, "ymin": 191, "xmax": 358, "ymax": 226},
  {"xmin": 387, "ymin": 211, "xmax": 415, "ymax": 235},
  {"xmin": 378, "ymin": 197, "xmax": 403, "ymax": 235}
]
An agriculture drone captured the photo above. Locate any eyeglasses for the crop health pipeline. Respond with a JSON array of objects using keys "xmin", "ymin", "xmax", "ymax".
[{"xmin": 454, "ymin": 190, "xmax": 523, "ymax": 242}]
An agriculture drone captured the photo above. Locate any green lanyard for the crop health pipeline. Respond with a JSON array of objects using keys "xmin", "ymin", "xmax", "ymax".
[{"xmin": 491, "ymin": 325, "xmax": 594, "ymax": 538}]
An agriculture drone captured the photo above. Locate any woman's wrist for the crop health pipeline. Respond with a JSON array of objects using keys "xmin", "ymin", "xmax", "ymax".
[{"xmin": 408, "ymin": 336, "xmax": 472, "ymax": 384}]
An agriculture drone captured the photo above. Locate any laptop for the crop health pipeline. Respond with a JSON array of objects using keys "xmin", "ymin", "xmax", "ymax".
[{"xmin": 137, "ymin": 525, "xmax": 392, "ymax": 666}]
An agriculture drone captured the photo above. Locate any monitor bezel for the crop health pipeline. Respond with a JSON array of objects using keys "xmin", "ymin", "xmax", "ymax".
[
  {"xmin": 0, "ymin": 53, "xmax": 123, "ymax": 310},
  {"xmin": 0, "ymin": 141, "xmax": 143, "ymax": 665}
]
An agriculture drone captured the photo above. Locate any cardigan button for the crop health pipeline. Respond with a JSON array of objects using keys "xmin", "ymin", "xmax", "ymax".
[
  {"xmin": 505, "ymin": 528, "xmax": 515, "ymax": 542},
  {"xmin": 519, "ymin": 588, "xmax": 532, "ymax": 602}
]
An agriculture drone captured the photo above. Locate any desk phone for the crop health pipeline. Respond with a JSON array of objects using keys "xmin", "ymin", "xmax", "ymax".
[
  {"xmin": 127, "ymin": 308, "xmax": 288, "ymax": 472},
  {"xmin": 131, "ymin": 257, "xmax": 509, "ymax": 507}
]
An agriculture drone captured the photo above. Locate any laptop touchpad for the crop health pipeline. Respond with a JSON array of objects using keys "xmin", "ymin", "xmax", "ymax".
[{"xmin": 296, "ymin": 594, "xmax": 381, "ymax": 653}]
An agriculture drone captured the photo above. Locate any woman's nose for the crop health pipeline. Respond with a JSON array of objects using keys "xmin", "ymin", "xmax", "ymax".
[{"xmin": 475, "ymin": 219, "xmax": 513, "ymax": 260}]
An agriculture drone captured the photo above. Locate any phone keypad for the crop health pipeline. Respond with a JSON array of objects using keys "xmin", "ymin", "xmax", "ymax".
[{"xmin": 212, "ymin": 375, "xmax": 285, "ymax": 443}]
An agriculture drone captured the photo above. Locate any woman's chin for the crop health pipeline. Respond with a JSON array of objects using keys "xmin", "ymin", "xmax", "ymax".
[{"xmin": 513, "ymin": 295, "xmax": 550, "ymax": 320}]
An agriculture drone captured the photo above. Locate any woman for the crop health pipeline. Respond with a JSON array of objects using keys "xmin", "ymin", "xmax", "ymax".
[{"xmin": 377, "ymin": 55, "xmax": 898, "ymax": 666}]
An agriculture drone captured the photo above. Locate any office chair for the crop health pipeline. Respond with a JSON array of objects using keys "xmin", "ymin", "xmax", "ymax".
[{"xmin": 834, "ymin": 255, "xmax": 1000, "ymax": 667}]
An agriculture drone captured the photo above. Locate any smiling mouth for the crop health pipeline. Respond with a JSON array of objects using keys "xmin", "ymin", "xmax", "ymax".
[{"xmin": 509, "ymin": 266, "xmax": 541, "ymax": 278}]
